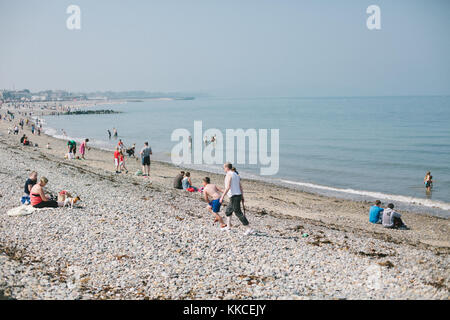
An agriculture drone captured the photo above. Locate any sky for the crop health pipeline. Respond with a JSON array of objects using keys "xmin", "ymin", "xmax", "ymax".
[{"xmin": 0, "ymin": 0, "xmax": 449, "ymax": 97}]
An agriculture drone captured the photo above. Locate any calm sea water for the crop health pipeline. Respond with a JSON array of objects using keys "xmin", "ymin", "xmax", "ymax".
[{"xmin": 43, "ymin": 96, "xmax": 450, "ymax": 216}]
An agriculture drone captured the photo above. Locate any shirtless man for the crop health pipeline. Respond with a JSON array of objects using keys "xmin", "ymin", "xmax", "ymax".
[{"xmin": 202, "ymin": 177, "xmax": 227, "ymax": 229}]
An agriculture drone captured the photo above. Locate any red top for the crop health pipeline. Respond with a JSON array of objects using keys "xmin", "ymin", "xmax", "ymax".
[
  {"xmin": 30, "ymin": 193, "xmax": 43, "ymax": 206},
  {"xmin": 114, "ymin": 151, "xmax": 120, "ymax": 159}
]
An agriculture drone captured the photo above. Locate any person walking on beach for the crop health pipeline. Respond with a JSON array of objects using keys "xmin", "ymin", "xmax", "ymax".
[
  {"xmin": 140, "ymin": 142, "xmax": 152, "ymax": 177},
  {"xmin": 119, "ymin": 150, "xmax": 128, "ymax": 174},
  {"xmin": 203, "ymin": 177, "xmax": 227, "ymax": 229},
  {"xmin": 114, "ymin": 147, "xmax": 121, "ymax": 173},
  {"xmin": 219, "ymin": 162, "xmax": 254, "ymax": 235},
  {"xmin": 80, "ymin": 139, "xmax": 89, "ymax": 160}
]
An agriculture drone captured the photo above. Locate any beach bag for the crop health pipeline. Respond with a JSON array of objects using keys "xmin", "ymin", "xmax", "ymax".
[{"xmin": 57, "ymin": 190, "xmax": 71, "ymax": 202}]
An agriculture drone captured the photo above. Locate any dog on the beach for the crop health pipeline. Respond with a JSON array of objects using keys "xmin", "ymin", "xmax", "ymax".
[{"xmin": 63, "ymin": 196, "xmax": 81, "ymax": 209}]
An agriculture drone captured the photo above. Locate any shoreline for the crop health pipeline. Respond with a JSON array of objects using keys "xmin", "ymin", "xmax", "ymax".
[
  {"xmin": 1, "ymin": 102, "xmax": 449, "ymax": 248},
  {"xmin": 36, "ymin": 102, "xmax": 450, "ymax": 216},
  {"xmin": 0, "ymin": 102, "xmax": 449, "ymax": 300}
]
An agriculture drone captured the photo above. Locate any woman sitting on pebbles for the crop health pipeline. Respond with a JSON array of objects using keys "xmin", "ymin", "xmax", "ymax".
[
  {"xmin": 30, "ymin": 177, "xmax": 64, "ymax": 208},
  {"xmin": 182, "ymin": 172, "xmax": 197, "ymax": 192}
]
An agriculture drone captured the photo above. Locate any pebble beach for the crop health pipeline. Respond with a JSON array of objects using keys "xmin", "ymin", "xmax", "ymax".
[{"xmin": 0, "ymin": 103, "xmax": 449, "ymax": 300}]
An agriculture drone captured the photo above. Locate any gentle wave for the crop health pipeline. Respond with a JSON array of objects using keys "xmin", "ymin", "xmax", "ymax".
[
  {"xmin": 281, "ymin": 179, "xmax": 450, "ymax": 211},
  {"xmin": 42, "ymin": 122, "xmax": 450, "ymax": 213},
  {"xmin": 43, "ymin": 127, "xmax": 115, "ymax": 152}
]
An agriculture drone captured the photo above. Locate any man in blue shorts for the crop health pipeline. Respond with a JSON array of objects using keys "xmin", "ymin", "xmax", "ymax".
[{"xmin": 202, "ymin": 177, "xmax": 227, "ymax": 230}]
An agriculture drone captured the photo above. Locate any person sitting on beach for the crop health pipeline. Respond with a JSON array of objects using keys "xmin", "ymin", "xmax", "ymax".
[
  {"xmin": 22, "ymin": 171, "xmax": 38, "ymax": 205},
  {"xmin": 182, "ymin": 172, "xmax": 197, "ymax": 191},
  {"xmin": 382, "ymin": 203, "xmax": 409, "ymax": 230},
  {"xmin": 202, "ymin": 177, "xmax": 227, "ymax": 229},
  {"xmin": 173, "ymin": 171, "xmax": 185, "ymax": 189},
  {"xmin": 30, "ymin": 177, "xmax": 64, "ymax": 209},
  {"xmin": 22, "ymin": 135, "xmax": 30, "ymax": 146},
  {"xmin": 369, "ymin": 200, "xmax": 384, "ymax": 224},
  {"xmin": 80, "ymin": 139, "xmax": 89, "ymax": 160}
]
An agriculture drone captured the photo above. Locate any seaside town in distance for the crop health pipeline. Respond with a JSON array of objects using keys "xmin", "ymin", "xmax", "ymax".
[{"xmin": 0, "ymin": 89, "xmax": 196, "ymax": 103}]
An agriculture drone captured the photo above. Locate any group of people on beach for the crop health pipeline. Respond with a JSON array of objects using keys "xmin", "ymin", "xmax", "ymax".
[
  {"xmin": 369, "ymin": 200, "xmax": 409, "ymax": 230},
  {"xmin": 173, "ymin": 163, "xmax": 254, "ymax": 234},
  {"xmin": 112, "ymin": 139, "xmax": 152, "ymax": 177},
  {"xmin": 65, "ymin": 138, "xmax": 90, "ymax": 160},
  {"xmin": 22, "ymin": 171, "xmax": 74, "ymax": 209}
]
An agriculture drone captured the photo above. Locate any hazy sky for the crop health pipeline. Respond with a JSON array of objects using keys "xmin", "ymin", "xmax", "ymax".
[{"xmin": 1, "ymin": 0, "xmax": 449, "ymax": 97}]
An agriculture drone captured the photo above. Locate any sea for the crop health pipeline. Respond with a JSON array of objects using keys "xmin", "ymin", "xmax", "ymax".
[{"xmin": 42, "ymin": 96, "xmax": 450, "ymax": 217}]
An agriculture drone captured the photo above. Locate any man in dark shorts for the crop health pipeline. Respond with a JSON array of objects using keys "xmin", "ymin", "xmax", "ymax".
[
  {"xmin": 140, "ymin": 142, "xmax": 152, "ymax": 177},
  {"xmin": 219, "ymin": 162, "xmax": 255, "ymax": 235},
  {"xmin": 68, "ymin": 139, "xmax": 77, "ymax": 155}
]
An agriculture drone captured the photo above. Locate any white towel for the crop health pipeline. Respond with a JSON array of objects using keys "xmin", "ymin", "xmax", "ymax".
[{"xmin": 7, "ymin": 205, "xmax": 37, "ymax": 217}]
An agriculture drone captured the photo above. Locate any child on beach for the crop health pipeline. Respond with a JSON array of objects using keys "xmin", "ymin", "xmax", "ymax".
[
  {"xmin": 119, "ymin": 151, "xmax": 128, "ymax": 174},
  {"xmin": 80, "ymin": 139, "xmax": 89, "ymax": 160},
  {"xmin": 114, "ymin": 147, "xmax": 121, "ymax": 174},
  {"xmin": 202, "ymin": 177, "xmax": 227, "ymax": 229},
  {"xmin": 22, "ymin": 171, "xmax": 38, "ymax": 205}
]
